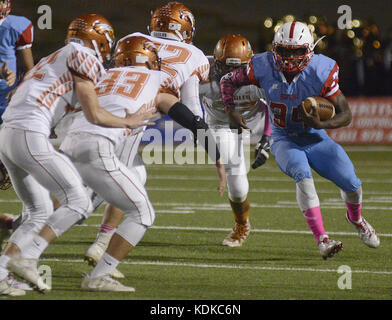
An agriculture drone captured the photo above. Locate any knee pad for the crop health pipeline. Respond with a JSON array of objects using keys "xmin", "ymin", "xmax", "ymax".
[
  {"xmin": 44, "ymin": 207, "xmax": 85, "ymax": 238},
  {"xmin": 227, "ymin": 174, "xmax": 249, "ymax": 202},
  {"xmin": 340, "ymin": 186, "xmax": 362, "ymax": 204},
  {"xmin": 115, "ymin": 217, "xmax": 148, "ymax": 247},
  {"xmin": 296, "ymin": 178, "xmax": 320, "ymax": 212}
]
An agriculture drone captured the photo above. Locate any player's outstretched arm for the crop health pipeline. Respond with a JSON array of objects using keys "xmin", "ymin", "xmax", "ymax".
[
  {"xmin": 220, "ymin": 67, "xmax": 254, "ymax": 132},
  {"xmin": 73, "ymin": 74, "xmax": 156, "ymax": 129},
  {"xmin": 300, "ymin": 93, "xmax": 351, "ymax": 130},
  {"xmin": 157, "ymin": 92, "xmax": 221, "ymax": 162},
  {"xmin": 18, "ymin": 47, "xmax": 34, "ymax": 73}
]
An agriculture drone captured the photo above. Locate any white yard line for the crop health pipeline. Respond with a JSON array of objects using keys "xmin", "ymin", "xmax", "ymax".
[
  {"xmin": 145, "ymin": 186, "xmax": 392, "ymax": 196},
  {"xmin": 2, "ymin": 198, "xmax": 391, "ymax": 210},
  {"xmin": 74, "ymin": 223, "xmax": 392, "ymax": 238},
  {"xmin": 40, "ymin": 257, "xmax": 392, "ymax": 275},
  {"xmin": 148, "ymin": 175, "xmax": 392, "ymax": 184},
  {"xmin": 146, "ymin": 165, "xmax": 392, "ymax": 174}
]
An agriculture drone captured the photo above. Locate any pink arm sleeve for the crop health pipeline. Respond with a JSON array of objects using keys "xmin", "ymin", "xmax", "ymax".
[
  {"xmin": 256, "ymin": 100, "xmax": 271, "ymax": 136},
  {"xmin": 220, "ymin": 66, "xmax": 255, "ymax": 112},
  {"xmin": 262, "ymin": 101, "xmax": 271, "ymax": 136}
]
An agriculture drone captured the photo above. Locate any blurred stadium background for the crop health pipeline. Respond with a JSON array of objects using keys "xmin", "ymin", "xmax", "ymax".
[
  {"xmin": 3, "ymin": 1, "xmax": 391, "ymax": 301},
  {"xmin": 14, "ymin": 0, "xmax": 392, "ymax": 144}
]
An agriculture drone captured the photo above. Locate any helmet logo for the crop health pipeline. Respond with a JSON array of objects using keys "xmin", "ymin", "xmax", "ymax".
[
  {"xmin": 94, "ymin": 23, "xmax": 114, "ymax": 37},
  {"xmin": 180, "ymin": 10, "xmax": 195, "ymax": 28}
]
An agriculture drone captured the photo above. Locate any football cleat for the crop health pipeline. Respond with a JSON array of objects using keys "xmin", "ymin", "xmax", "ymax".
[
  {"xmin": 346, "ymin": 213, "xmax": 380, "ymax": 248},
  {"xmin": 6, "ymin": 275, "xmax": 33, "ymax": 291},
  {"xmin": 222, "ymin": 219, "xmax": 250, "ymax": 247},
  {"xmin": 84, "ymin": 240, "xmax": 125, "ymax": 279},
  {"xmin": 0, "ymin": 277, "xmax": 25, "ymax": 297},
  {"xmin": 81, "ymin": 273, "xmax": 135, "ymax": 292},
  {"xmin": 318, "ymin": 236, "xmax": 343, "ymax": 260},
  {"xmin": 7, "ymin": 256, "xmax": 50, "ymax": 293}
]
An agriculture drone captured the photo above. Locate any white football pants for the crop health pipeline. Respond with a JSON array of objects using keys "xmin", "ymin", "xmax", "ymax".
[
  {"xmin": 88, "ymin": 132, "xmax": 147, "ymax": 211},
  {"xmin": 60, "ymin": 132, "xmax": 154, "ymax": 227},
  {"xmin": 0, "ymin": 127, "xmax": 92, "ymax": 247},
  {"xmin": 211, "ymin": 128, "xmax": 249, "ymax": 201}
]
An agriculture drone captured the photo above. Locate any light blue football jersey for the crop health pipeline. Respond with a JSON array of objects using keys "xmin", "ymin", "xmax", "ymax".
[
  {"xmin": 249, "ymin": 52, "xmax": 339, "ymax": 143},
  {"xmin": 0, "ymin": 14, "xmax": 33, "ymax": 107}
]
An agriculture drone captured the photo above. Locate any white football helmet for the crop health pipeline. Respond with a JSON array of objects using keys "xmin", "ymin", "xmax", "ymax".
[{"xmin": 272, "ymin": 21, "xmax": 322, "ymax": 73}]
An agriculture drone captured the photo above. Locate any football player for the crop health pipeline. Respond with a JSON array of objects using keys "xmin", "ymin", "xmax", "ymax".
[
  {"xmin": 62, "ymin": 35, "xmax": 210, "ymax": 292},
  {"xmin": 0, "ymin": 14, "xmax": 154, "ymax": 295},
  {"xmin": 220, "ymin": 21, "xmax": 379, "ymax": 259},
  {"xmin": 84, "ymin": 1, "xmax": 219, "ymax": 271},
  {"xmin": 200, "ymin": 34, "xmax": 270, "ymax": 247},
  {"xmin": 0, "ymin": 0, "xmax": 34, "ymax": 123}
]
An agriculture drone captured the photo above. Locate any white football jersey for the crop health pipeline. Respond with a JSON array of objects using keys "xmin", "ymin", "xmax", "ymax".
[
  {"xmin": 200, "ymin": 73, "xmax": 265, "ymax": 129},
  {"xmin": 67, "ymin": 66, "xmax": 165, "ymax": 146},
  {"xmin": 2, "ymin": 42, "xmax": 106, "ymax": 136},
  {"xmin": 129, "ymin": 32, "xmax": 209, "ymax": 88}
]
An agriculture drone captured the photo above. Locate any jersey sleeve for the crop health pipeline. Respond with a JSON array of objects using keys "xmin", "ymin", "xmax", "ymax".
[
  {"xmin": 320, "ymin": 62, "xmax": 341, "ymax": 99},
  {"xmin": 16, "ymin": 22, "xmax": 34, "ymax": 50},
  {"xmin": 191, "ymin": 63, "xmax": 210, "ymax": 82},
  {"xmin": 180, "ymin": 75, "xmax": 204, "ymax": 118},
  {"xmin": 220, "ymin": 66, "xmax": 254, "ymax": 112},
  {"xmin": 160, "ymin": 75, "xmax": 180, "ymax": 98},
  {"xmin": 246, "ymin": 58, "xmax": 260, "ymax": 86},
  {"xmin": 190, "ymin": 51, "xmax": 210, "ymax": 82},
  {"xmin": 66, "ymin": 46, "xmax": 106, "ymax": 85}
]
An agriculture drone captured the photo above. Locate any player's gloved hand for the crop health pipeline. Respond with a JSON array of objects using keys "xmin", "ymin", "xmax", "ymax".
[
  {"xmin": 227, "ymin": 109, "xmax": 249, "ymax": 134},
  {"xmin": 251, "ymin": 135, "xmax": 270, "ymax": 169}
]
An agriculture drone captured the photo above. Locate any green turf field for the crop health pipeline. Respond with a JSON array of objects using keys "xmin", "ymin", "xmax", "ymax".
[{"xmin": 1, "ymin": 147, "xmax": 391, "ymax": 300}]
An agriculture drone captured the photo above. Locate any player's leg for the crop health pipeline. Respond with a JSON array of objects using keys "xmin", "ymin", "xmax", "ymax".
[
  {"xmin": 0, "ymin": 156, "xmax": 51, "ymax": 296},
  {"xmin": 217, "ymin": 128, "xmax": 251, "ymax": 247},
  {"xmin": 307, "ymin": 137, "xmax": 379, "ymax": 248},
  {"xmin": 89, "ymin": 133, "xmax": 143, "ymax": 242},
  {"xmin": 271, "ymin": 139, "xmax": 325, "ymax": 241},
  {"xmin": 271, "ymin": 137, "xmax": 343, "ymax": 258},
  {"xmin": 2, "ymin": 130, "xmax": 92, "ymax": 291},
  {"xmin": 0, "ymin": 129, "xmax": 54, "ymax": 258},
  {"xmin": 84, "ymin": 134, "xmax": 145, "ymax": 277},
  {"xmin": 68, "ymin": 136, "xmax": 153, "ymax": 291}
]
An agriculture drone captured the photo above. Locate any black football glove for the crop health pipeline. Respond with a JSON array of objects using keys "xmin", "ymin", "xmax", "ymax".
[{"xmin": 251, "ymin": 135, "xmax": 270, "ymax": 169}]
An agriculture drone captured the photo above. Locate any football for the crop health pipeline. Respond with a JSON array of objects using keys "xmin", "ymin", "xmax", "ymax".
[{"xmin": 302, "ymin": 96, "xmax": 336, "ymax": 121}]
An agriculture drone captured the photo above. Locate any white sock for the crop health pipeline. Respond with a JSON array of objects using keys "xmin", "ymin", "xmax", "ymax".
[
  {"xmin": 0, "ymin": 255, "xmax": 10, "ymax": 280},
  {"xmin": 90, "ymin": 252, "xmax": 119, "ymax": 279},
  {"xmin": 21, "ymin": 235, "xmax": 49, "ymax": 260}
]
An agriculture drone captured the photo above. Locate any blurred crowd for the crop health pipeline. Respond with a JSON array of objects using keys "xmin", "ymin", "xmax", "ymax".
[{"xmin": 258, "ymin": 15, "xmax": 392, "ymax": 96}]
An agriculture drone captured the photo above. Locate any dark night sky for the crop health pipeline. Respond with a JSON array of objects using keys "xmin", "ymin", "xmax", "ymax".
[{"xmin": 12, "ymin": 0, "xmax": 392, "ymax": 57}]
